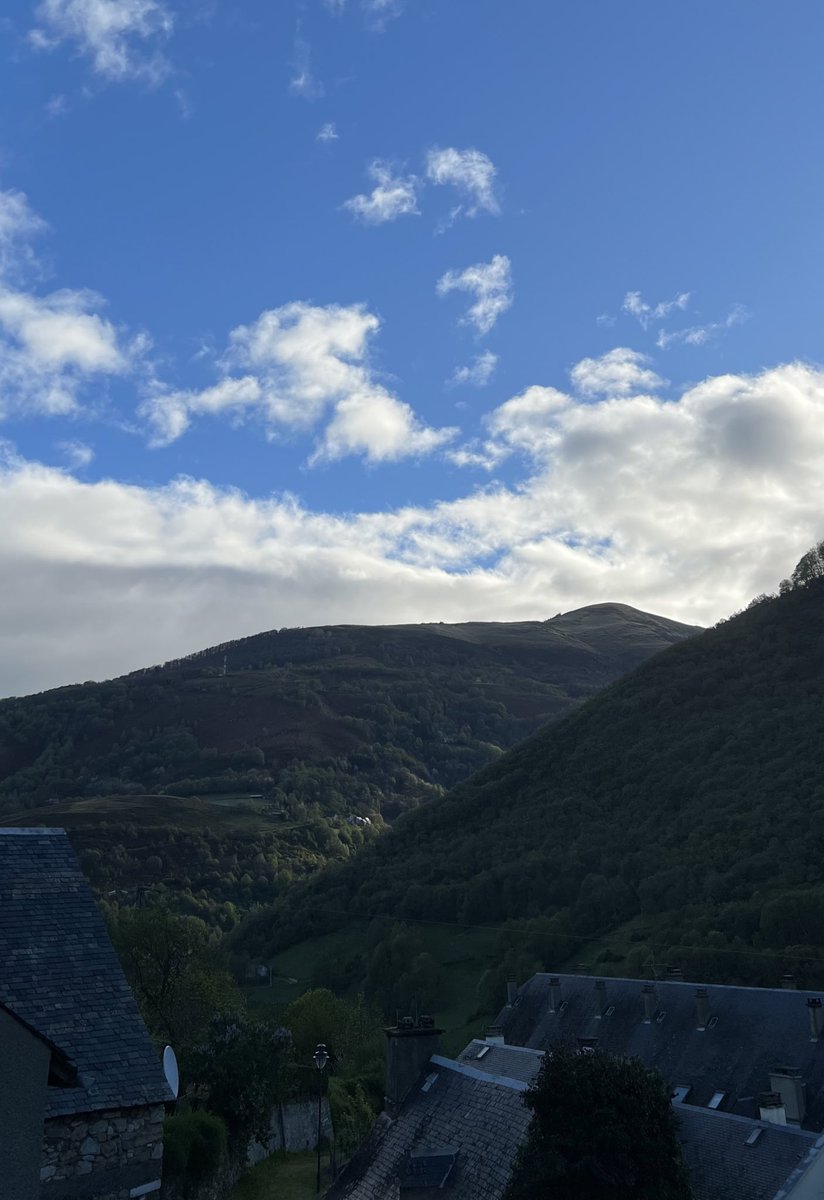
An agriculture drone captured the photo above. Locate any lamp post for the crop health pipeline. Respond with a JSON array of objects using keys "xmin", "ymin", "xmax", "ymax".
[{"xmin": 313, "ymin": 1043, "xmax": 329, "ymax": 1193}]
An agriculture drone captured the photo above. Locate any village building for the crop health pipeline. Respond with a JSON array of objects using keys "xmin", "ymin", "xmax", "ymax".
[
  {"xmin": 329, "ymin": 972, "xmax": 824, "ymax": 1200},
  {"xmin": 0, "ymin": 829, "xmax": 173, "ymax": 1200}
]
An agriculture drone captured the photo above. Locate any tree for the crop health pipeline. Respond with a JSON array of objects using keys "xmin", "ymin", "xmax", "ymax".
[
  {"xmin": 187, "ymin": 1013, "xmax": 292, "ymax": 1144},
  {"xmin": 504, "ymin": 1045, "xmax": 693, "ymax": 1200},
  {"xmin": 109, "ymin": 906, "xmax": 242, "ymax": 1048}
]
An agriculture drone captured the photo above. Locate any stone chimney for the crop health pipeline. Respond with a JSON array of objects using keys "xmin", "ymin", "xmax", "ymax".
[
  {"xmin": 695, "ymin": 987, "xmax": 710, "ymax": 1030},
  {"xmin": 769, "ymin": 1067, "xmax": 806, "ymax": 1124},
  {"xmin": 594, "ymin": 979, "xmax": 608, "ymax": 1017},
  {"xmin": 781, "ymin": 974, "xmax": 797, "ymax": 990},
  {"xmin": 642, "ymin": 983, "xmax": 656, "ymax": 1023},
  {"xmin": 384, "ymin": 1016, "xmax": 443, "ymax": 1117},
  {"xmin": 807, "ymin": 998, "xmax": 824, "ymax": 1041},
  {"xmin": 548, "ymin": 977, "xmax": 561, "ymax": 1013},
  {"xmin": 506, "ymin": 980, "xmax": 518, "ymax": 1007},
  {"xmin": 758, "ymin": 1091, "xmax": 787, "ymax": 1125}
]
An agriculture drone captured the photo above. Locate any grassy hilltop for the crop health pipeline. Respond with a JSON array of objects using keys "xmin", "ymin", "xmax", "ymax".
[{"xmin": 0, "ymin": 603, "xmax": 696, "ymax": 925}]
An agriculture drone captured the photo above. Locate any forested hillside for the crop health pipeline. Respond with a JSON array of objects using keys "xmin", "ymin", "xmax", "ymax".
[
  {"xmin": 0, "ymin": 603, "xmax": 696, "ymax": 924},
  {"xmin": 236, "ymin": 565, "xmax": 824, "ymax": 990}
]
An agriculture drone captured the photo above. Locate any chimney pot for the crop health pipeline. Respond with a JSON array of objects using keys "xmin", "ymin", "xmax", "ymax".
[
  {"xmin": 781, "ymin": 974, "xmax": 797, "ymax": 990},
  {"xmin": 642, "ymin": 983, "xmax": 656, "ymax": 1023},
  {"xmin": 666, "ymin": 966, "xmax": 683, "ymax": 981},
  {"xmin": 769, "ymin": 1067, "xmax": 807, "ymax": 1124},
  {"xmin": 807, "ymin": 998, "xmax": 824, "ymax": 1041},
  {"xmin": 759, "ymin": 1091, "xmax": 787, "ymax": 1125},
  {"xmin": 695, "ymin": 987, "xmax": 710, "ymax": 1030}
]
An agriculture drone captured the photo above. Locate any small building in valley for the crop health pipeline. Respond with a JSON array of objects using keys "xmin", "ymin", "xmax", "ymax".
[{"xmin": 0, "ymin": 828, "xmax": 173, "ymax": 1200}]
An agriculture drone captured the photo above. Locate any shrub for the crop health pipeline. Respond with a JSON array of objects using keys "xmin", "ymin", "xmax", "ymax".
[{"xmin": 163, "ymin": 1110, "xmax": 227, "ymax": 1188}]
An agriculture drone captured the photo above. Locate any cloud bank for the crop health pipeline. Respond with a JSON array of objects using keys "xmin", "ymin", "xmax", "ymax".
[{"xmin": 4, "ymin": 358, "xmax": 824, "ymax": 695}]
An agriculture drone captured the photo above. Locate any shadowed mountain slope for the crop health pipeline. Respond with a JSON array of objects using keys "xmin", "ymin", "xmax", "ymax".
[{"xmin": 236, "ymin": 579, "xmax": 824, "ymax": 987}]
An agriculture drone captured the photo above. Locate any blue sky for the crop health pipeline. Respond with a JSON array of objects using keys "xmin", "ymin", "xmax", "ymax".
[{"xmin": 1, "ymin": 0, "xmax": 823, "ymax": 694}]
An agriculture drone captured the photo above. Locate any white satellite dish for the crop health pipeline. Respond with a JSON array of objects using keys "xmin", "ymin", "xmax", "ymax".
[{"xmin": 163, "ymin": 1045, "xmax": 179, "ymax": 1099}]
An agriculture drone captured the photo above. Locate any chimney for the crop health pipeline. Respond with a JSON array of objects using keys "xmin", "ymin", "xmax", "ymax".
[
  {"xmin": 666, "ymin": 966, "xmax": 683, "ymax": 981},
  {"xmin": 808, "ymin": 998, "xmax": 824, "ymax": 1041},
  {"xmin": 642, "ymin": 983, "xmax": 656, "ymax": 1023},
  {"xmin": 506, "ymin": 980, "xmax": 518, "ymax": 1007},
  {"xmin": 769, "ymin": 1067, "xmax": 807, "ymax": 1124},
  {"xmin": 594, "ymin": 979, "xmax": 608, "ymax": 1017},
  {"xmin": 384, "ymin": 1017, "xmax": 443, "ymax": 1117},
  {"xmin": 484, "ymin": 1026, "xmax": 505, "ymax": 1047},
  {"xmin": 695, "ymin": 988, "xmax": 710, "ymax": 1030},
  {"xmin": 577, "ymin": 1035, "xmax": 598, "ymax": 1053},
  {"xmin": 758, "ymin": 1091, "xmax": 787, "ymax": 1125},
  {"xmin": 548, "ymin": 977, "xmax": 561, "ymax": 1013},
  {"xmin": 781, "ymin": 974, "xmax": 797, "ymax": 990}
]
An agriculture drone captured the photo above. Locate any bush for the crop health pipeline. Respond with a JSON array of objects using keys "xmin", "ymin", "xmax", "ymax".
[{"xmin": 163, "ymin": 1110, "xmax": 227, "ymax": 1188}]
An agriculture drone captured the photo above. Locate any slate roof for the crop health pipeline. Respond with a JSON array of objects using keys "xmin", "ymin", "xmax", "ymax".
[
  {"xmin": 499, "ymin": 973, "xmax": 824, "ymax": 1129},
  {"xmin": 326, "ymin": 1055, "xmax": 532, "ymax": 1200},
  {"xmin": 0, "ymin": 828, "xmax": 173, "ymax": 1117},
  {"xmin": 455, "ymin": 1039, "xmax": 543, "ymax": 1084},
  {"xmin": 675, "ymin": 1103, "xmax": 824, "ymax": 1200}
]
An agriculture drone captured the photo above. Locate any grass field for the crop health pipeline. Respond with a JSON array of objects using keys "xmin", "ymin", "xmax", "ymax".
[
  {"xmin": 231, "ymin": 1151, "xmax": 321, "ymax": 1199},
  {"xmin": 243, "ymin": 918, "xmax": 499, "ymax": 1055}
]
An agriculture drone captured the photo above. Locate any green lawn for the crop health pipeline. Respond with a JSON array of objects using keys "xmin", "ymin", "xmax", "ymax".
[{"xmin": 231, "ymin": 1151, "xmax": 322, "ymax": 1200}]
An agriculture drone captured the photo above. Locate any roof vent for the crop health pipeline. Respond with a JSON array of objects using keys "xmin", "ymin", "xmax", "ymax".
[
  {"xmin": 476, "ymin": 1045, "xmax": 491, "ymax": 1060},
  {"xmin": 745, "ymin": 1128, "xmax": 763, "ymax": 1146}
]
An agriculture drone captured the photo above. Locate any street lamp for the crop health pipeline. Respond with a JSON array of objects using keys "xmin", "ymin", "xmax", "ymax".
[{"xmin": 313, "ymin": 1043, "xmax": 329, "ymax": 1193}]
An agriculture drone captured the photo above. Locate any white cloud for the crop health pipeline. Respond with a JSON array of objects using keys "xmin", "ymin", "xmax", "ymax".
[
  {"xmin": 289, "ymin": 36, "xmax": 324, "ymax": 99},
  {"xmin": 4, "ymin": 358, "xmax": 824, "ymax": 693},
  {"xmin": 317, "ymin": 122, "xmax": 339, "ymax": 143},
  {"xmin": 0, "ymin": 188, "xmax": 141, "ymax": 419},
  {"xmin": 437, "ymin": 254, "xmax": 512, "ymax": 335},
  {"xmin": 449, "ymin": 351, "xmax": 498, "ymax": 387},
  {"xmin": 622, "ymin": 289, "xmax": 691, "ymax": 329},
  {"xmin": 142, "ymin": 301, "xmax": 455, "ymax": 462},
  {"xmin": 343, "ymin": 161, "xmax": 420, "ymax": 224},
  {"xmin": 425, "ymin": 147, "xmax": 500, "ymax": 216},
  {"xmin": 569, "ymin": 347, "xmax": 666, "ymax": 397},
  {"xmin": 29, "ymin": 0, "xmax": 174, "ymax": 85},
  {"xmin": 656, "ymin": 304, "xmax": 750, "ymax": 350},
  {"xmin": 57, "ymin": 439, "xmax": 94, "ymax": 468}
]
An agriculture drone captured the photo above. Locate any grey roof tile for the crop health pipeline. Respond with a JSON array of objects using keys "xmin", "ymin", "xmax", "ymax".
[
  {"xmin": 0, "ymin": 828, "xmax": 173, "ymax": 1117},
  {"xmin": 499, "ymin": 973, "xmax": 824, "ymax": 1129}
]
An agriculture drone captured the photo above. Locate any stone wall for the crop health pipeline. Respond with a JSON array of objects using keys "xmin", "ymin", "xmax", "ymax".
[
  {"xmin": 40, "ymin": 1103, "xmax": 165, "ymax": 1200},
  {"xmin": 247, "ymin": 1099, "xmax": 333, "ymax": 1165}
]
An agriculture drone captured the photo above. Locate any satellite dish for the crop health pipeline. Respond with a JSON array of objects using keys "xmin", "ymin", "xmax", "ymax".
[{"xmin": 163, "ymin": 1045, "xmax": 179, "ymax": 1099}]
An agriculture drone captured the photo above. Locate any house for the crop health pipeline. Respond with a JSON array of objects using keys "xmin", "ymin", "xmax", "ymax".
[
  {"xmin": 497, "ymin": 973, "xmax": 824, "ymax": 1129},
  {"xmin": 328, "ymin": 969, "xmax": 824, "ymax": 1200},
  {"xmin": 0, "ymin": 828, "xmax": 174, "ymax": 1200}
]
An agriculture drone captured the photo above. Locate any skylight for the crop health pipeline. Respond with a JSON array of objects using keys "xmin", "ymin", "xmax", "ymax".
[{"xmin": 708, "ymin": 1091, "xmax": 726, "ymax": 1109}]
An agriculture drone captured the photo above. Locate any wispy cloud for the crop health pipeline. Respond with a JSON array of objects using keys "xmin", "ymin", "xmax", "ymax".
[
  {"xmin": 343, "ymin": 161, "xmax": 420, "ymax": 224},
  {"xmin": 0, "ymin": 187, "xmax": 143, "ymax": 419},
  {"xmin": 142, "ymin": 301, "xmax": 455, "ymax": 463},
  {"xmin": 449, "ymin": 351, "xmax": 498, "ymax": 388},
  {"xmin": 426, "ymin": 147, "xmax": 500, "ymax": 218},
  {"xmin": 29, "ymin": 0, "xmax": 175, "ymax": 85},
  {"xmin": 289, "ymin": 35, "xmax": 324, "ymax": 99},
  {"xmin": 57, "ymin": 439, "xmax": 95, "ymax": 468},
  {"xmin": 317, "ymin": 122, "xmax": 339, "ymax": 143},
  {"xmin": 437, "ymin": 254, "xmax": 512, "ymax": 335},
  {"xmin": 622, "ymin": 289, "xmax": 691, "ymax": 330},
  {"xmin": 656, "ymin": 304, "xmax": 750, "ymax": 349}
]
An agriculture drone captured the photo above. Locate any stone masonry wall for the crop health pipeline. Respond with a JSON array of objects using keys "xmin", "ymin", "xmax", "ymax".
[{"xmin": 41, "ymin": 1103, "xmax": 165, "ymax": 1200}]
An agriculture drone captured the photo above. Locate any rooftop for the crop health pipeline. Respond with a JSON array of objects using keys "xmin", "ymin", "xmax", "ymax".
[
  {"xmin": 500, "ymin": 973, "xmax": 824, "ymax": 1129},
  {"xmin": 0, "ymin": 828, "xmax": 173, "ymax": 1117}
]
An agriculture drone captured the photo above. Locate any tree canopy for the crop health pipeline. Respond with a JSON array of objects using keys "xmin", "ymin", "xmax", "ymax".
[{"xmin": 504, "ymin": 1045, "xmax": 692, "ymax": 1200}]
